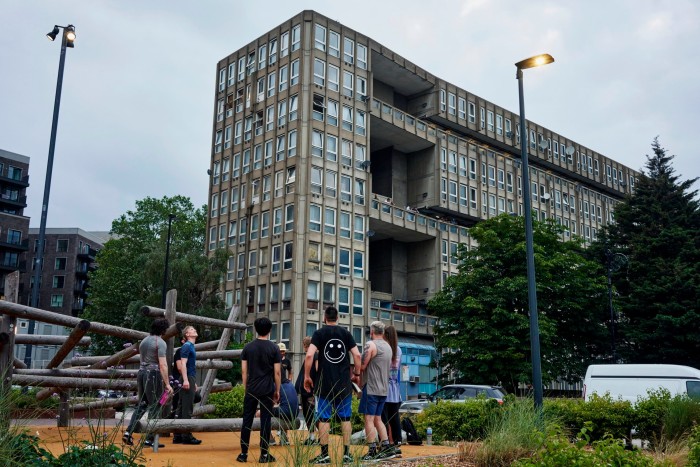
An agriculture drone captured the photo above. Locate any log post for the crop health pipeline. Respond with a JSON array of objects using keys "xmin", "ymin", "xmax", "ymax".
[
  {"xmin": 58, "ymin": 391, "xmax": 70, "ymax": 427},
  {"xmin": 46, "ymin": 320, "xmax": 91, "ymax": 369},
  {"xmin": 13, "ymin": 358, "xmax": 27, "ymax": 369},
  {"xmin": 141, "ymin": 306, "xmax": 247, "ymax": 330},
  {"xmin": 198, "ymin": 305, "xmax": 239, "ymax": 408},
  {"xmin": 0, "ymin": 271, "xmax": 19, "ymax": 397}
]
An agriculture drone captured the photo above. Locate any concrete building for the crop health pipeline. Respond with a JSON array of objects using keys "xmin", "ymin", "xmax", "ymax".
[
  {"xmin": 205, "ymin": 10, "xmax": 638, "ymax": 397},
  {"xmin": 0, "ymin": 149, "xmax": 30, "ymax": 301}
]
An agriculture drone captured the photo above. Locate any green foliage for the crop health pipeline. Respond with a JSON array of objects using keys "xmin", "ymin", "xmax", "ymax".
[
  {"xmin": 429, "ymin": 214, "xmax": 609, "ymax": 393},
  {"xmin": 215, "ymin": 333, "xmax": 252, "ymax": 385},
  {"xmin": 0, "ymin": 432, "xmax": 53, "ymax": 466},
  {"xmin": 208, "ymin": 385, "xmax": 246, "ymax": 418},
  {"xmin": 82, "ymin": 195, "xmax": 229, "ymax": 355},
  {"xmin": 545, "ymin": 395, "xmax": 634, "ymax": 442},
  {"xmin": 513, "ymin": 426, "xmax": 660, "ymax": 467},
  {"xmin": 688, "ymin": 425, "xmax": 700, "ymax": 467},
  {"xmin": 414, "ymin": 400, "xmax": 500, "ymax": 442},
  {"xmin": 476, "ymin": 398, "xmax": 560, "ymax": 467},
  {"xmin": 10, "ymin": 388, "xmax": 59, "ymax": 410},
  {"xmin": 49, "ymin": 442, "xmax": 145, "ymax": 466},
  {"xmin": 593, "ymin": 138, "xmax": 700, "ymax": 365},
  {"xmin": 634, "ymin": 389, "xmax": 700, "ymax": 448}
]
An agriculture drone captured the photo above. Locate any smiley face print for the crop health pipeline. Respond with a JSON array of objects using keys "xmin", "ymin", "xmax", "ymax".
[{"xmin": 324, "ymin": 338, "xmax": 346, "ymax": 364}]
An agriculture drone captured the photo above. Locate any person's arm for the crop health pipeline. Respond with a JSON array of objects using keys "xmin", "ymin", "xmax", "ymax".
[
  {"xmin": 350, "ymin": 345, "xmax": 363, "ymax": 383},
  {"xmin": 273, "ymin": 362, "xmax": 281, "ymax": 403},
  {"xmin": 180, "ymin": 343, "xmax": 191, "ymax": 389},
  {"xmin": 241, "ymin": 360, "xmax": 248, "ymax": 390},
  {"xmin": 360, "ymin": 341, "xmax": 376, "ymax": 372},
  {"xmin": 304, "ymin": 343, "xmax": 318, "ymax": 392},
  {"xmin": 158, "ymin": 356, "xmax": 173, "ymax": 393}
]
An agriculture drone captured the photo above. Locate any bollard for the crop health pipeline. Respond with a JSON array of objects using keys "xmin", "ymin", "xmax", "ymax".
[{"xmin": 426, "ymin": 426, "xmax": 432, "ymax": 445}]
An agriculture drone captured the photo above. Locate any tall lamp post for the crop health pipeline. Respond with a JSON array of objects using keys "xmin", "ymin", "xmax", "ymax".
[
  {"xmin": 25, "ymin": 24, "xmax": 77, "ymax": 368},
  {"xmin": 605, "ymin": 248, "xmax": 627, "ymax": 362},
  {"xmin": 161, "ymin": 214, "xmax": 177, "ymax": 308},
  {"xmin": 515, "ymin": 53, "xmax": 554, "ymax": 409}
]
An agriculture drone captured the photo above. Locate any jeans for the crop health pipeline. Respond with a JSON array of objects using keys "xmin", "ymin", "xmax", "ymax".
[
  {"xmin": 126, "ymin": 369, "xmax": 164, "ymax": 436},
  {"xmin": 240, "ymin": 391, "xmax": 275, "ymax": 455},
  {"xmin": 177, "ymin": 375, "xmax": 196, "ymax": 436}
]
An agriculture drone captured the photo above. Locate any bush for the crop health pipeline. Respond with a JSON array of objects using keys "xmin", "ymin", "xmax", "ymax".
[
  {"xmin": 208, "ymin": 385, "xmax": 245, "ymax": 418},
  {"xmin": 414, "ymin": 400, "xmax": 500, "ymax": 442},
  {"xmin": 545, "ymin": 395, "xmax": 634, "ymax": 442},
  {"xmin": 635, "ymin": 389, "xmax": 700, "ymax": 447},
  {"xmin": 688, "ymin": 425, "xmax": 700, "ymax": 467}
]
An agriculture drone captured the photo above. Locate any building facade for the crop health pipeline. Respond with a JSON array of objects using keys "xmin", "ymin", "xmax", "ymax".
[
  {"xmin": 0, "ymin": 148, "xmax": 30, "ymax": 301},
  {"xmin": 206, "ymin": 10, "xmax": 638, "ymax": 397}
]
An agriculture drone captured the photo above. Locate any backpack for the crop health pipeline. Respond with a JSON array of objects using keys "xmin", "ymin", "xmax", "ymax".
[{"xmin": 401, "ymin": 417, "xmax": 422, "ymax": 446}]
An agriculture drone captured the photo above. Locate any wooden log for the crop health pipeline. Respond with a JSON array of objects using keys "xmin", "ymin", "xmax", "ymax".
[
  {"xmin": 46, "ymin": 320, "xmax": 91, "ymax": 369},
  {"xmin": 14, "ymin": 335, "xmax": 91, "ymax": 346},
  {"xmin": 175, "ymin": 339, "xmax": 221, "ymax": 352},
  {"xmin": 0, "ymin": 300, "xmax": 149, "ymax": 341},
  {"xmin": 71, "ymin": 396, "xmax": 138, "ymax": 411},
  {"xmin": 192, "ymin": 404, "xmax": 216, "ymax": 417},
  {"xmin": 210, "ymin": 382, "xmax": 233, "ymax": 393},
  {"xmin": 36, "ymin": 323, "xmax": 184, "ymax": 401},
  {"xmin": 199, "ymin": 305, "xmax": 239, "ymax": 407},
  {"xmin": 12, "ymin": 374, "xmax": 136, "ymax": 390},
  {"xmin": 71, "ymin": 352, "xmax": 239, "ymax": 366},
  {"xmin": 134, "ymin": 417, "xmax": 285, "ymax": 434},
  {"xmin": 13, "ymin": 358, "xmax": 27, "ymax": 369},
  {"xmin": 14, "ymin": 368, "xmax": 139, "ymax": 379},
  {"xmin": 141, "ymin": 305, "xmax": 248, "ymax": 330},
  {"xmin": 0, "ymin": 271, "xmax": 19, "ymax": 397},
  {"xmin": 58, "ymin": 391, "xmax": 70, "ymax": 427}
]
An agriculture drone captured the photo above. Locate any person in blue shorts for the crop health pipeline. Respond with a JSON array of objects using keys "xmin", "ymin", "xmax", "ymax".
[{"xmin": 304, "ymin": 306, "xmax": 362, "ymax": 465}]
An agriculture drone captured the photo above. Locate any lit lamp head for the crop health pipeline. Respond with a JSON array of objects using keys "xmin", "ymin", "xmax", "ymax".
[
  {"xmin": 65, "ymin": 25, "xmax": 76, "ymax": 48},
  {"xmin": 515, "ymin": 54, "xmax": 555, "ymax": 71}
]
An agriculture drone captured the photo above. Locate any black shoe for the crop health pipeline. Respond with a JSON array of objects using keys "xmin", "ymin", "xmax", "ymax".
[
  {"xmin": 236, "ymin": 452, "xmax": 248, "ymax": 463},
  {"xmin": 122, "ymin": 433, "xmax": 133, "ymax": 446},
  {"xmin": 172, "ymin": 435, "xmax": 184, "ymax": 444},
  {"xmin": 259, "ymin": 453, "xmax": 276, "ymax": 463},
  {"xmin": 181, "ymin": 436, "xmax": 202, "ymax": 445},
  {"xmin": 310, "ymin": 453, "xmax": 331, "ymax": 464},
  {"xmin": 144, "ymin": 440, "xmax": 165, "ymax": 448},
  {"xmin": 303, "ymin": 437, "xmax": 320, "ymax": 445},
  {"xmin": 361, "ymin": 450, "xmax": 378, "ymax": 461},
  {"xmin": 376, "ymin": 445, "xmax": 397, "ymax": 459}
]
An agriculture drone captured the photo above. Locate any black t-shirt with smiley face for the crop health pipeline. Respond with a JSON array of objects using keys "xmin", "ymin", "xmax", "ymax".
[{"xmin": 311, "ymin": 324, "xmax": 357, "ymax": 400}]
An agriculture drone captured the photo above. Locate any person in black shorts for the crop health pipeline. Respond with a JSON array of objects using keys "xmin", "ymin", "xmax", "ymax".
[
  {"xmin": 237, "ymin": 317, "xmax": 281, "ymax": 464},
  {"xmin": 304, "ymin": 306, "xmax": 362, "ymax": 465},
  {"xmin": 295, "ymin": 336, "xmax": 319, "ymax": 445}
]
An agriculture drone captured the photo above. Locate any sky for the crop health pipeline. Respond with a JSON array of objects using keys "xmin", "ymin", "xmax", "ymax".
[{"xmin": 1, "ymin": 0, "xmax": 698, "ymax": 231}]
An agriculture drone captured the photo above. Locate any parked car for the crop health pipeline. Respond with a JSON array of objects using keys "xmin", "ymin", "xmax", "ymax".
[
  {"xmin": 428, "ymin": 384, "xmax": 505, "ymax": 404},
  {"xmin": 97, "ymin": 389, "xmax": 120, "ymax": 399},
  {"xmin": 399, "ymin": 399, "xmax": 431, "ymax": 414}
]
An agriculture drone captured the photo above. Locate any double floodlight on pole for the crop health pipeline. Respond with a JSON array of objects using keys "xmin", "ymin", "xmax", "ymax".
[
  {"xmin": 515, "ymin": 53, "xmax": 554, "ymax": 410},
  {"xmin": 25, "ymin": 24, "xmax": 77, "ymax": 368}
]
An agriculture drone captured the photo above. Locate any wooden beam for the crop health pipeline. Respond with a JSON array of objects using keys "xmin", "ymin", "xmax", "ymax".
[
  {"xmin": 14, "ymin": 335, "xmax": 91, "ymax": 346},
  {"xmin": 14, "ymin": 368, "xmax": 138, "ymax": 379},
  {"xmin": 0, "ymin": 271, "xmax": 19, "ymax": 397},
  {"xmin": 46, "ymin": 320, "xmax": 91, "ymax": 369},
  {"xmin": 13, "ymin": 358, "xmax": 27, "ymax": 369},
  {"xmin": 70, "ymin": 396, "xmax": 138, "ymax": 411},
  {"xmin": 70, "ymin": 351, "xmax": 239, "ymax": 366},
  {"xmin": 12, "ymin": 374, "xmax": 136, "ymax": 390},
  {"xmin": 0, "ymin": 300, "xmax": 149, "ymax": 341},
  {"xmin": 141, "ymin": 305, "xmax": 247, "ymax": 330},
  {"xmin": 199, "ymin": 305, "xmax": 239, "ymax": 407},
  {"xmin": 134, "ymin": 417, "xmax": 285, "ymax": 434}
]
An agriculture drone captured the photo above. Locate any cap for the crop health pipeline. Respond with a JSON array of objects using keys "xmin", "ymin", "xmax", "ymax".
[{"xmin": 278, "ymin": 342, "xmax": 287, "ymax": 352}]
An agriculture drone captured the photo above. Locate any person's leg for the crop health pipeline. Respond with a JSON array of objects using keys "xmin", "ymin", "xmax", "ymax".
[
  {"xmin": 125, "ymin": 370, "xmax": 148, "ymax": 439},
  {"xmin": 259, "ymin": 393, "xmax": 275, "ymax": 455},
  {"xmin": 336, "ymin": 394, "xmax": 353, "ymax": 460},
  {"xmin": 178, "ymin": 375, "xmax": 196, "ymax": 440},
  {"xmin": 386, "ymin": 402, "xmax": 402, "ymax": 446},
  {"xmin": 310, "ymin": 396, "xmax": 332, "ymax": 463},
  {"xmin": 144, "ymin": 370, "xmax": 164, "ymax": 444},
  {"xmin": 240, "ymin": 392, "xmax": 258, "ymax": 455},
  {"xmin": 381, "ymin": 404, "xmax": 391, "ymax": 443}
]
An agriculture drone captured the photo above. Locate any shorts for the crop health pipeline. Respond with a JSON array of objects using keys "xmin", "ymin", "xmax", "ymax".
[
  {"xmin": 358, "ymin": 386, "xmax": 387, "ymax": 416},
  {"xmin": 316, "ymin": 394, "xmax": 353, "ymax": 422}
]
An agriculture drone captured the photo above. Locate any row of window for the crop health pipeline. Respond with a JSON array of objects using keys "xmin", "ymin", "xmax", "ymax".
[
  {"xmin": 209, "ymin": 204, "xmax": 295, "ymax": 250},
  {"xmin": 313, "ymin": 23, "xmax": 368, "ymax": 69},
  {"xmin": 313, "ymin": 59, "xmax": 367, "ymax": 98},
  {"xmin": 0, "ymin": 163, "xmax": 23, "ymax": 181},
  {"xmin": 312, "ymin": 96, "xmax": 367, "ymax": 135}
]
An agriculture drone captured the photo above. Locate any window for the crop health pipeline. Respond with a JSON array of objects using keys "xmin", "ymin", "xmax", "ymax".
[
  {"xmin": 227, "ymin": 63, "xmax": 235, "ymax": 87},
  {"xmin": 261, "ymin": 210, "xmax": 270, "ymax": 237},
  {"xmin": 343, "ymin": 71, "xmax": 353, "ymax": 97},
  {"xmin": 50, "ymin": 294, "xmax": 64, "ymax": 308},
  {"xmin": 353, "ymin": 288, "xmax": 363, "ymax": 315},
  {"xmin": 274, "ymin": 207, "xmax": 283, "ymax": 234},
  {"xmin": 343, "ymin": 37, "xmax": 354, "ymax": 64},
  {"xmin": 242, "ymin": 148, "xmax": 251, "ymax": 174},
  {"xmin": 312, "ymin": 130, "xmax": 324, "ymax": 157},
  {"xmin": 248, "ymin": 251, "xmax": 257, "ymax": 276},
  {"xmin": 353, "ymin": 251, "xmax": 364, "ymax": 278},
  {"xmin": 341, "ymin": 139, "xmax": 352, "ymax": 166},
  {"xmin": 267, "ymin": 71, "xmax": 276, "ymax": 98},
  {"xmin": 277, "ymin": 100, "xmax": 287, "ymax": 127},
  {"xmin": 326, "ymin": 134, "xmax": 338, "ymax": 162},
  {"xmin": 214, "ymin": 130, "xmax": 222, "ymax": 153},
  {"xmin": 266, "ymin": 106, "xmax": 275, "ymax": 132},
  {"xmin": 253, "ymin": 144, "xmax": 262, "ymax": 170},
  {"xmin": 440, "ymin": 90, "xmax": 446, "ymax": 112},
  {"xmin": 468, "ymin": 101, "xmax": 476, "ymax": 123},
  {"xmin": 218, "ymin": 68, "xmax": 226, "ymax": 91},
  {"xmin": 459, "ymin": 184, "xmax": 467, "ymax": 206},
  {"xmin": 356, "ymin": 76, "xmax": 367, "ymax": 100},
  {"xmin": 278, "ymin": 65, "xmax": 288, "ymax": 92},
  {"xmin": 327, "ymin": 99, "xmax": 339, "ymax": 126},
  {"xmin": 487, "ymin": 110, "xmax": 494, "ymax": 132},
  {"xmin": 55, "ymin": 257, "xmax": 67, "ymax": 270},
  {"xmin": 356, "ymin": 110, "xmax": 366, "ymax": 135},
  {"xmin": 448, "ymin": 151, "xmax": 457, "ymax": 173},
  {"xmin": 230, "ymin": 186, "xmax": 239, "ymax": 212},
  {"xmin": 309, "ymin": 204, "xmax": 321, "ymax": 231},
  {"xmin": 325, "ymin": 170, "xmax": 337, "ymax": 197},
  {"xmin": 290, "ymin": 59, "xmax": 299, "ymax": 86},
  {"xmin": 324, "ymin": 207, "xmax": 336, "ymax": 234},
  {"xmin": 281, "ymin": 31, "xmax": 289, "ymax": 57},
  {"xmin": 285, "ymin": 204, "xmax": 294, "ymax": 231},
  {"xmin": 354, "ymin": 215, "xmax": 365, "ymax": 241},
  {"xmin": 308, "ymin": 281, "xmax": 319, "ymax": 301},
  {"xmin": 354, "ymin": 178, "xmax": 365, "ymax": 205},
  {"xmin": 272, "ymin": 246, "xmax": 281, "ymax": 273},
  {"xmin": 312, "ymin": 94, "xmax": 325, "ymax": 121},
  {"xmin": 288, "ymin": 130, "xmax": 297, "ymax": 157},
  {"xmin": 448, "ymin": 93, "xmax": 456, "ymax": 115},
  {"xmin": 276, "ymin": 135, "xmax": 285, "ymax": 161},
  {"xmin": 496, "ymin": 115, "xmax": 503, "ymax": 135},
  {"xmin": 329, "ymin": 30, "xmax": 340, "ymax": 57},
  {"xmin": 357, "ymin": 43, "xmax": 367, "ymax": 69},
  {"xmin": 340, "ymin": 175, "xmax": 351, "ymax": 202},
  {"xmin": 342, "ymin": 105, "xmax": 353, "ymax": 131},
  {"xmin": 314, "ymin": 58, "xmax": 326, "ymax": 86},
  {"xmin": 283, "ymin": 241, "xmax": 293, "ymax": 269},
  {"xmin": 268, "ymin": 38, "xmax": 277, "ymax": 64},
  {"xmin": 458, "ymin": 97, "xmax": 466, "ymax": 119},
  {"xmin": 237, "ymin": 56, "xmax": 245, "ymax": 81},
  {"xmin": 246, "ymin": 51, "xmax": 255, "ymax": 75},
  {"xmin": 52, "ymin": 276, "xmax": 65, "ymax": 288},
  {"xmin": 289, "ymin": 94, "xmax": 298, "ymax": 121},
  {"xmin": 291, "ymin": 24, "xmax": 301, "ymax": 52},
  {"xmin": 258, "ymin": 44, "xmax": 267, "ymax": 69},
  {"xmin": 328, "ymin": 64, "xmax": 340, "ymax": 92},
  {"xmin": 339, "ymin": 287, "xmax": 350, "ymax": 314},
  {"xmin": 250, "ymin": 213, "xmax": 259, "ymax": 240},
  {"xmin": 56, "ymin": 239, "xmax": 68, "ymax": 252},
  {"xmin": 469, "ymin": 158, "xmax": 477, "ymax": 180},
  {"xmin": 315, "ymin": 24, "xmax": 326, "ymax": 51},
  {"xmin": 480, "ymin": 107, "xmax": 486, "ymax": 129},
  {"xmin": 339, "ymin": 248, "xmax": 350, "ymax": 275},
  {"xmin": 274, "ymin": 170, "xmax": 284, "ymax": 198},
  {"xmin": 220, "ymin": 190, "xmax": 228, "ymax": 215},
  {"xmin": 498, "ymin": 169, "xmax": 505, "ymax": 190},
  {"xmin": 238, "ymin": 217, "xmax": 247, "ymax": 244}
]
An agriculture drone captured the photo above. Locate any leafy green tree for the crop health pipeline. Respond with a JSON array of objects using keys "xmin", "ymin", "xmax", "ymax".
[
  {"xmin": 429, "ymin": 214, "xmax": 609, "ymax": 394},
  {"xmin": 83, "ymin": 195, "xmax": 228, "ymax": 355},
  {"xmin": 595, "ymin": 138, "xmax": 700, "ymax": 365}
]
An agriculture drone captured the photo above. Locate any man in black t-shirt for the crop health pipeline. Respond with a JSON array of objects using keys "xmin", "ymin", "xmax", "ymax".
[
  {"xmin": 304, "ymin": 306, "xmax": 362, "ymax": 465},
  {"xmin": 237, "ymin": 317, "xmax": 281, "ymax": 464},
  {"xmin": 278, "ymin": 342, "xmax": 292, "ymax": 382}
]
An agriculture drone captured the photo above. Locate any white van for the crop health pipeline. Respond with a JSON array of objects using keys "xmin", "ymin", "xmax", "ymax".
[{"xmin": 583, "ymin": 364, "xmax": 700, "ymax": 403}]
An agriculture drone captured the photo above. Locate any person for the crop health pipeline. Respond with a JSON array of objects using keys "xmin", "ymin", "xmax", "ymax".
[
  {"xmin": 295, "ymin": 336, "xmax": 318, "ymax": 445},
  {"xmin": 359, "ymin": 321, "xmax": 394, "ymax": 460},
  {"xmin": 171, "ymin": 337, "xmax": 202, "ymax": 419},
  {"xmin": 304, "ymin": 306, "xmax": 362, "ymax": 465},
  {"xmin": 237, "ymin": 317, "xmax": 281, "ymax": 464},
  {"xmin": 279, "ymin": 342, "xmax": 292, "ymax": 384},
  {"xmin": 173, "ymin": 326, "xmax": 202, "ymax": 445},
  {"xmin": 381, "ymin": 325, "xmax": 402, "ymax": 456},
  {"xmin": 272, "ymin": 351, "xmax": 299, "ymax": 446},
  {"xmin": 123, "ymin": 318, "xmax": 174, "ymax": 447}
]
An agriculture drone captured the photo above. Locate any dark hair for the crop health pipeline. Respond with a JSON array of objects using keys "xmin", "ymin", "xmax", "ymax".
[
  {"xmin": 151, "ymin": 318, "xmax": 170, "ymax": 336},
  {"xmin": 384, "ymin": 325, "xmax": 399, "ymax": 364},
  {"xmin": 254, "ymin": 317, "xmax": 273, "ymax": 336},
  {"xmin": 324, "ymin": 306, "xmax": 338, "ymax": 322}
]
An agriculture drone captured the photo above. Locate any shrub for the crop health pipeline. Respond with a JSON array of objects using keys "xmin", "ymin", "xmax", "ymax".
[
  {"xmin": 208, "ymin": 385, "xmax": 245, "ymax": 418},
  {"xmin": 545, "ymin": 395, "xmax": 633, "ymax": 442},
  {"xmin": 635, "ymin": 389, "xmax": 673, "ymax": 443},
  {"xmin": 635, "ymin": 389, "xmax": 700, "ymax": 448},
  {"xmin": 688, "ymin": 425, "xmax": 700, "ymax": 467},
  {"xmin": 414, "ymin": 399, "xmax": 500, "ymax": 443}
]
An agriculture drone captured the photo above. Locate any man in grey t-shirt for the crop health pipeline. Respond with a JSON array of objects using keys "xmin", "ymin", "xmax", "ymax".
[{"xmin": 358, "ymin": 321, "xmax": 394, "ymax": 460}]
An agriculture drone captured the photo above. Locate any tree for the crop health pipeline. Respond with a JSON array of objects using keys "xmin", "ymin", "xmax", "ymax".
[
  {"xmin": 82, "ymin": 196, "xmax": 228, "ymax": 355},
  {"xmin": 429, "ymin": 214, "xmax": 609, "ymax": 394},
  {"xmin": 596, "ymin": 138, "xmax": 700, "ymax": 366}
]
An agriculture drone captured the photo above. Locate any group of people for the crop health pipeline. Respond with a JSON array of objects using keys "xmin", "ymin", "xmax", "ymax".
[{"xmin": 121, "ymin": 306, "xmax": 404, "ymax": 465}]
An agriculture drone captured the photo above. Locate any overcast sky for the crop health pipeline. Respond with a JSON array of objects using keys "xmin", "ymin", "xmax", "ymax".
[{"xmin": 2, "ymin": 0, "xmax": 698, "ymax": 231}]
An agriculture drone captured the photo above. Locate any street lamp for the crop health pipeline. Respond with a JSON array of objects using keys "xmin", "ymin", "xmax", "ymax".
[
  {"xmin": 605, "ymin": 249, "xmax": 627, "ymax": 362},
  {"xmin": 515, "ymin": 53, "xmax": 554, "ymax": 409},
  {"xmin": 161, "ymin": 214, "xmax": 177, "ymax": 308},
  {"xmin": 25, "ymin": 24, "xmax": 77, "ymax": 368}
]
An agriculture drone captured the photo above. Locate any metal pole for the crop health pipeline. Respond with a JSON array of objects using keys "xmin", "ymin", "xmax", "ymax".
[
  {"xmin": 517, "ymin": 68, "xmax": 543, "ymax": 410},
  {"xmin": 161, "ymin": 214, "xmax": 176, "ymax": 308},
  {"xmin": 26, "ymin": 27, "xmax": 71, "ymax": 368}
]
